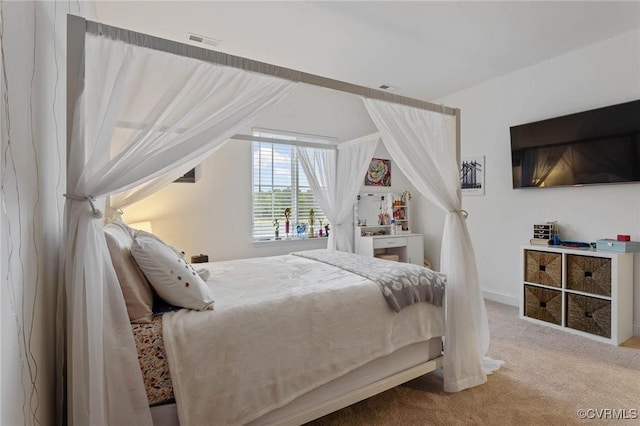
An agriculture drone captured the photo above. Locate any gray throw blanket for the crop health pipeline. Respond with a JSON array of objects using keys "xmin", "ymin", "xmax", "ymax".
[{"xmin": 291, "ymin": 249, "xmax": 446, "ymax": 312}]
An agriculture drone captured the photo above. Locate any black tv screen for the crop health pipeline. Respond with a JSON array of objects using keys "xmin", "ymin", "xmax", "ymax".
[{"xmin": 510, "ymin": 100, "xmax": 640, "ymax": 188}]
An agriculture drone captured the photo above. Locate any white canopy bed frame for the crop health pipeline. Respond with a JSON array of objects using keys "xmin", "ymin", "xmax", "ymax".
[{"xmin": 62, "ymin": 14, "xmax": 500, "ymax": 426}]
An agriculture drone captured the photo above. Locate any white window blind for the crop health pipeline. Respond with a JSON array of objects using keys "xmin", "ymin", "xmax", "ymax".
[{"xmin": 252, "ymin": 129, "xmax": 330, "ymax": 240}]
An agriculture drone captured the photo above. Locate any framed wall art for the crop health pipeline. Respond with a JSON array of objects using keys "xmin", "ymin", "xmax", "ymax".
[
  {"xmin": 364, "ymin": 158, "xmax": 391, "ymax": 187},
  {"xmin": 461, "ymin": 155, "xmax": 485, "ymax": 195}
]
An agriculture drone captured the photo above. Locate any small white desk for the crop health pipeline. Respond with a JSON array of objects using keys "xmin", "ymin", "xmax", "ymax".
[{"xmin": 354, "ymin": 233, "xmax": 424, "ymax": 266}]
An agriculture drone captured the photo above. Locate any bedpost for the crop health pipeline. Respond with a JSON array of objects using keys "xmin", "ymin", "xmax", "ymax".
[
  {"xmin": 454, "ymin": 108, "xmax": 461, "ymax": 167},
  {"xmin": 67, "ymin": 14, "xmax": 87, "ymax": 178},
  {"xmin": 62, "ymin": 13, "xmax": 86, "ymax": 425},
  {"xmin": 67, "ymin": 14, "xmax": 86, "ymax": 181}
]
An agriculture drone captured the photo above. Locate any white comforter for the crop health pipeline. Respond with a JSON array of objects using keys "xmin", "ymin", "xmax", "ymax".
[{"xmin": 162, "ymin": 253, "xmax": 444, "ymax": 425}]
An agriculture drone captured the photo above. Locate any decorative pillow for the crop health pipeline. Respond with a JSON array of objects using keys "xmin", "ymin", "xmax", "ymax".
[
  {"xmin": 104, "ymin": 220, "xmax": 154, "ymax": 324},
  {"xmin": 134, "ymin": 229, "xmax": 184, "ymax": 257},
  {"xmin": 131, "ymin": 235, "xmax": 214, "ymax": 311}
]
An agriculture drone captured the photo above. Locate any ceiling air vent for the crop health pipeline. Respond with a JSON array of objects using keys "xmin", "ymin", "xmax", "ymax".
[
  {"xmin": 187, "ymin": 32, "xmax": 220, "ymax": 47},
  {"xmin": 378, "ymin": 84, "xmax": 399, "ymax": 92}
]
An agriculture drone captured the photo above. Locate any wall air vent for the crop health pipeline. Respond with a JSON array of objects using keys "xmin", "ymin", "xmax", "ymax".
[{"xmin": 187, "ymin": 32, "xmax": 220, "ymax": 47}]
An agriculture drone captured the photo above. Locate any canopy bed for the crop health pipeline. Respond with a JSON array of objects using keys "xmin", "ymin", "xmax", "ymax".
[{"xmin": 60, "ymin": 14, "xmax": 501, "ymax": 426}]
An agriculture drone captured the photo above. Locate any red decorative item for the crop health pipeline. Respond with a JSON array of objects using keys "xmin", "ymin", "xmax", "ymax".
[{"xmin": 617, "ymin": 234, "xmax": 631, "ymax": 242}]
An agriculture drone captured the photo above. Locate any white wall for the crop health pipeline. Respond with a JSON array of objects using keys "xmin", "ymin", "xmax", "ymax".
[
  {"xmin": 123, "ymin": 84, "xmax": 419, "ymax": 261},
  {"xmin": 418, "ymin": 30, "xmax": 640, "ymax": 333},
  {"xmin": 1, "ymin": 2, "xmax": 96, "ymax": 425}
]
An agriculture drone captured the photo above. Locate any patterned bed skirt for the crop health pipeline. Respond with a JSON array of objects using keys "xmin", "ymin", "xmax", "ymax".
[{"xmin": 132, "ymin": 315, "xmax": 174, "ymax": 406}]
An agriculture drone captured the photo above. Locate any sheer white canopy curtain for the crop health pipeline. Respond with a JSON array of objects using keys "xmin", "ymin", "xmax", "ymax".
[
  {"xmin": 61, "ymin": 32, "xmax": 296, "ymax": 425},
  {"xmin": 297, "ymin": 134, "xmax": 379, "ymax": 251},
  {"xmin": 363, "ymin": 99, "xmax": 503, "ymax": 393}
]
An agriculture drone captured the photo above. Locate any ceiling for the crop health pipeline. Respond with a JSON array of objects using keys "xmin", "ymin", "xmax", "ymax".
[{"xmin": 95, "ymin": 1, "xmax": 640, "ymax": 102}]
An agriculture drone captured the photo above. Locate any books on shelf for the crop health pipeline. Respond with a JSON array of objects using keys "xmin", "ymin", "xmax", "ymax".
[{"xmin": 529, "ymin": 238, "xmax": 551, "ymax": 246}]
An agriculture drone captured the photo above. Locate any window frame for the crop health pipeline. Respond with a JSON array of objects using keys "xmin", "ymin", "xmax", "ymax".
[{"xmin": 251, "ymin": 128, "xmax": 334, "ymax": 241}]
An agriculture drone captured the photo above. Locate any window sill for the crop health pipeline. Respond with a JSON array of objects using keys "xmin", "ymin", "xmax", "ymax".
[{"xmin": 251, "ymin": 236, "xmax": 328, "ymax": 246}]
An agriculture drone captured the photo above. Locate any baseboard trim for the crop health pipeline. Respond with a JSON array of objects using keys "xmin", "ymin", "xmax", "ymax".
[
  {"xmin": 634, "ymin": 325, "xmax": 640, "ymax": 337},
  {"xmin": 483, "ymin": 290, "xmax": 519, "ymax": 307}
]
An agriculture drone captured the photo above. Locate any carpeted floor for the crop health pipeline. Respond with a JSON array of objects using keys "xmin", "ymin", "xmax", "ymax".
[{"xmin": 307, "ymin": 300, "xmax": 640, "ymax": 425}]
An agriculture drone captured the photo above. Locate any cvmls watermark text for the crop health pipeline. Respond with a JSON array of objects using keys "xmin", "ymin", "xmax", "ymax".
[{"xmin": 577, "ymin": 408, "xmax": 638, "ymax": 420}]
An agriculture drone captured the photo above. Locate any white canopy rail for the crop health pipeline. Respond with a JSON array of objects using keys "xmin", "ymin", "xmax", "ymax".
[{"xmin": 62, "ymin": 14, "xmax": 501, "ymax": 426}]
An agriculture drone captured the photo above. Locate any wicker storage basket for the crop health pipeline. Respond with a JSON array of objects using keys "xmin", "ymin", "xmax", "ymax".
[
  {"xmin": 566, "ymin": 293, "xmax": 611, "ymax": 338},
  {"xmin": 524, "ymin": 285, "xmax": 562, "ymax": 325},
  {"xmin": 525, "ymin": 250, "xmax": 562, "ymax": 288},
  {"xmin": 566, "ymin": 255, "xmax": 611, "ymax": 296}
]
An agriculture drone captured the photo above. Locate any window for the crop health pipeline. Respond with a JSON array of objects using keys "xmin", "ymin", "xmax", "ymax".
[{"xmin": 252, "ymin": 129, "xmax": 330, "ymax": 240}]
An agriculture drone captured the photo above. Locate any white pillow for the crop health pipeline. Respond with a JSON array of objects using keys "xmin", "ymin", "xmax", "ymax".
[
  {"xmin": 131, "ymin": 235, "xmax": 214, "ymax": 311},
  {"xmin": 104, "ymin": 220, "xmax": 154, "ymax": 323}
]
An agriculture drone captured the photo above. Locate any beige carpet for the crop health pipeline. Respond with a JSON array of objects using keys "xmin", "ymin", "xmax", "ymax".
[{"xmin": 307, "ymin": 300, "xmax": 640, "ymax": 425}]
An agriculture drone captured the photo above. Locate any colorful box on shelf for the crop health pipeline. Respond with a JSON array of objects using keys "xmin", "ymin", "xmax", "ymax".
[{"xmin": 595, "ymin": 239, "xmax": 640, "ymax": 253}]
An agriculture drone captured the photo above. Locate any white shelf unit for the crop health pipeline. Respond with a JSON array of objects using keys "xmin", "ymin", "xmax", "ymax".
[
  {"xmin": 520, "ymin": 245, "xmax": 633, "ymax": 345},
  {"xmin": 392, "ymin": 203, "xmax": 410, "ymax": 232}
]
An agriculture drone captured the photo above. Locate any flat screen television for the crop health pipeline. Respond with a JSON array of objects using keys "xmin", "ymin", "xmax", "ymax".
[{"xmin": 510, "ymin": 100, "xmax": 640, "ymax": 189}]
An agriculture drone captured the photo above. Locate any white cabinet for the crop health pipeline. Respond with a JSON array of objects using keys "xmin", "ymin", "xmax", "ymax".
[
  {"xmin": 373, "ymin": 237, "xmax": 407, "ymax": 249},
  {"xmin": 520, "ymin": 245, "xmax": 633, "ymax": 345},
  {"xmin": 406, "ymin": 235, "xmax": 424, "ymax": 265},
  {"xmin": 355, "ymin": 234, "xmax": 424, "ymax": 266}
]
